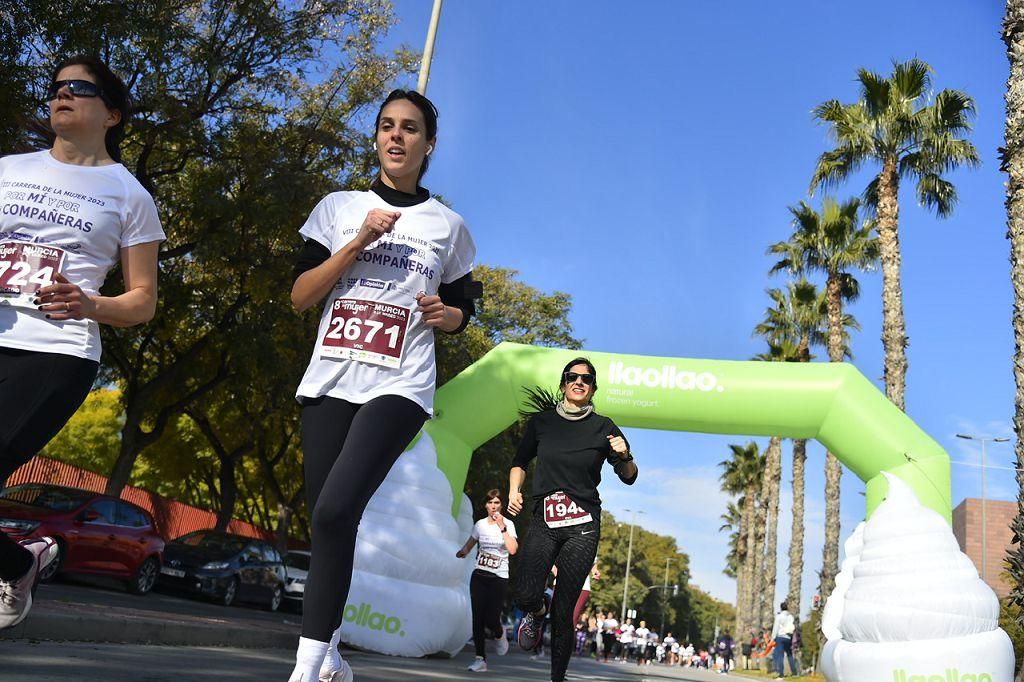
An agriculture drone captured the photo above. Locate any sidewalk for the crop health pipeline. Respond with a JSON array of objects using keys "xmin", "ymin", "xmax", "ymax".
[{"xmin": 0, "ymin": 592, "xmax": 299, "ymax": 649}]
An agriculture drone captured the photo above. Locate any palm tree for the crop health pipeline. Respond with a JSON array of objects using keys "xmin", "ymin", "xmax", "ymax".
[
  {"xmin": 720, "ymin": 501, "xmax": 744, "ymax": 579},
  {"xmin": 1002, "ymin": 5, "xmax": 1024, "ymax": 680},
  {"xmin": 810, "ymin": 59, "xmax": 980, "ymax": 412},
  {"xmin": 769, "ymin": 198, "xmax": 875, "ymax": 615},
  {"xmin": 720, "ymin": 441, "xmax": 765, "ymax": 641}
]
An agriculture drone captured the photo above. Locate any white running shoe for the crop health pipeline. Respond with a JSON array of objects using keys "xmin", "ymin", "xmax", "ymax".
[
  {"xmin": 318, "ymin": 659, "xmax": 354, "ymax": 682},
  {"xmin": 494, "ymin": 624, "xmax": 509, "ymax": 656},
  {"xmin": 467, "ymin": 657, "xmax": 487, "ymax": 672},
  {"xmin": 0, "ymin": 537, "xmax": 58, "ymax": 630}
]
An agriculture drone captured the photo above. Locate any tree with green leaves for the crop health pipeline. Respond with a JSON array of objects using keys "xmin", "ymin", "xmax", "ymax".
[
  {"xmin": 810, "ymin": 59, "xmax": 979, "ymax": 412},
  {"xmin": 769, "ymin": 199, "xmax": 873, "ymax": 624},
  {"xmin": 2, "ymin": 0, "xmax": 414, "ymax": 497},
  {"xmin": 720, "ymin": 441, "xmax": 765, "ymax": 642}
]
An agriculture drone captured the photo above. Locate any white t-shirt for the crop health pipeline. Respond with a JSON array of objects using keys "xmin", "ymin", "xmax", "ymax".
[
  {"xmin": 635, "ymin": 626, "xmax": 650, "ymax": 643},
  {"xmin": 294, "ymin": 190, "xmax": 475, "ymax": 413},
  {"xmin": 0, "ymin": 151, "xmax": 164, "ymax": 361},
  {"xmin": 602, "ymin": 617, "xmax": 618, "ymax": 634},
  {"xmin": 471, "ymin": 517, "xmax": 517, "ymax": 579},
  {"xmin": 619, "ymin": 623, "xmax": 634, "ymax": 644}
]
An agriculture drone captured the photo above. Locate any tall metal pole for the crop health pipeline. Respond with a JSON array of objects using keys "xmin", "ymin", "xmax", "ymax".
[
  {"xmin": 416, "ymin": 0, "xmax": 444, "ymax": 95},
  {"xmin": 956, "ymin": 434, "xmax": 1010, "ymax": 585},
  {"xmin": 661, "ymin": 557, "xmax": 674, "ymax": 634},
  {"xmin": 620, "ymin": 508, "xmax": 643, "ymax": 620}
]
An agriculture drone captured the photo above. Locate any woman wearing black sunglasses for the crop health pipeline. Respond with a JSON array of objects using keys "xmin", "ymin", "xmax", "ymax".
[
  {"xmin": 0, "ymin": 55, "xmax": 163, "ymax": 630},
  {"xmin": 507, "ymin": 357, "xmax": 638, "ymax": 682}
]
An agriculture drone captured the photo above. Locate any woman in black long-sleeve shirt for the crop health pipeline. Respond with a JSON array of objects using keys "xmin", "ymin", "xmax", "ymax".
[{"xmin": 507, "ymin": 357, "xmax": 637, "ymax": 682}]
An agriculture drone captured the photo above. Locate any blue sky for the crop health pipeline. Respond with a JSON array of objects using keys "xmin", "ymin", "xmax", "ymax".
[{"xmin": 379, "ymin": 1, "xmax": 1010, "ymax": 611}]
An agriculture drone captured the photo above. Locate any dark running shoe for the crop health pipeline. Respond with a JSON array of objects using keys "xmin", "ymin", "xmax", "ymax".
[{"xmin": 518, "ymin": 611, "xmax": 541, "ymax": 651}]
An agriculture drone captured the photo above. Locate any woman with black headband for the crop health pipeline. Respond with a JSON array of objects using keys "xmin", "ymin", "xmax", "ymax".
[
  {"xmin": 0, "ymin": 55, "xmax": 163, "ymax": 630},
  {"xmin": 288, "ymin": 89, "xmax": 478, "ymax": 682},
  {"xmin": 507, "ymin": 357, "xmax": 638, "ymax": 682}
]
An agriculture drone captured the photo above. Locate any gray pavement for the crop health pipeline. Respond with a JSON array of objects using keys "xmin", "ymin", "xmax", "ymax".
[{"xmin": 0, "ymin": 640, "xmax": 751, "ymax": 681}]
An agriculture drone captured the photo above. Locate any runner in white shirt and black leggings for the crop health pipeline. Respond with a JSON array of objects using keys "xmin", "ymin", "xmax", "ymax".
[
  {"xmin": 288, "ymin": 89, "xmax": 478, "ymax": 682},
  {"xmin": 0, "ymin": 55, "xmax": 163, "ymax": 631},
  {"xmin": 456, "ymin": 488, "xmax": 519, "ymax": 673},
  {"xmin": 507, "ymin": 358, "xmax": 638, "ymax": 682}
]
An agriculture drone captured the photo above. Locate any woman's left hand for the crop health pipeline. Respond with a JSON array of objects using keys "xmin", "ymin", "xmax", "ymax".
[
  {"xmin": 607, "ymin": 434, "xmax": 629, "ymax": 458},
  {"xmin": 416, "ymin": 292, "xmax": 449, "ymax": 329},
  {"xmin": 35, "ymin": 273, "xmax": 96, "ymax": 321}
]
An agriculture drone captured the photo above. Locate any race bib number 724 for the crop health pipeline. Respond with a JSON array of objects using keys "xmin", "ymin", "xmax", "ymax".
[
  {"xmin": 0, "ymin": 241, "xmax": 66, "ymax": 310},
  {"xmin": 320, "ymin": 298, "xmax": 410, "ymax": 369}
]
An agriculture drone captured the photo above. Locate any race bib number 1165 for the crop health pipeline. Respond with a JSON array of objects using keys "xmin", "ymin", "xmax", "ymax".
[
  {"xmin": 0, "ymin": 241, "xmax": 67, "ymax": 310},
  {"xmin": 320, "ymin": 298, "xmax": 410, "ymax": 369}
]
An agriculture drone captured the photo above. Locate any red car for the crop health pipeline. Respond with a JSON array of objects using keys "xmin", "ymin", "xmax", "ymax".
[{"xmin": 0, "ymin": 483, "xmax": 165, "ymax": 595}]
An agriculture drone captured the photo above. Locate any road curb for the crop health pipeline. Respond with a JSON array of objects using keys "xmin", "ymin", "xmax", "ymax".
[{"xmin": 0, "ymin": 608, "xmax": 298, "ymax": 649}]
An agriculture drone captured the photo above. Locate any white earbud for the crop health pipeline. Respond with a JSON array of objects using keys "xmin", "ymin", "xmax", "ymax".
[
  {"xmin": 426, "ymin": 145, "xmax": 433, "ymax": 155},
  {"xmin": 372, "ymin": 142, "xmax": 378, "ymax": 151}
]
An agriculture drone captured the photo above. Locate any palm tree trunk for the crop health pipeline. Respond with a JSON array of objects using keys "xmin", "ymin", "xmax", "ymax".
[
  {"xmin": 819, "ymin": 272, "xmax": 847, "ymax": 636},
  {"xmin": 1002, "ymin": 3, "xmax": 1024, "ymax": 679},
  {"xmin": 786, "ymin": 438, "xmax": 807, "ymax": 624},
  {"xmin": 760, "ymin": 437, "xmax": 783, "ymax": 630},
  {"xmin": 741, "ymin": 482, "xmax": 759, "ymax": 639},
  {"xmin": 751, "ymin": 485, "xmax": 768, "ymax": 633},
  {"xmin": 875, "ymin": 158, "xmax": 908, "ymax": 412},
  {"xmin": 735, "ymin": 498, "xmax": 750, "ymax": 636}
]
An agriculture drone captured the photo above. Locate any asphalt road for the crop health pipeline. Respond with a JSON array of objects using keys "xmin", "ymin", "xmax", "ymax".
[{"xmin": 0, "ymin": 640, "xmax": 749, "ymax": 681}]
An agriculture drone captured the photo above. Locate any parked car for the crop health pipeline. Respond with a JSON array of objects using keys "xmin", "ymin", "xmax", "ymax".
[
  {"xmin": 283, "ymin": 549, "xmax": 310, "ymax": 610},
  {"xmin": 158, "ymin": 530, "xmax": 286, "ymax": 611},
  {"xmin": 0, "ymin": 483, "xmax": 164, "ymax": 595}
]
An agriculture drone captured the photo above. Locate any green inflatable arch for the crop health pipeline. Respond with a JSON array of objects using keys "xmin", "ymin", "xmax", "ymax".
[{"xmin": 423, "ymin": 342, "xmax": 951, "ymax": 522}]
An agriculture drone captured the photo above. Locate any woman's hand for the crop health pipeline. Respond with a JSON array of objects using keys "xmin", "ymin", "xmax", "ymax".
[
  {"xmin": 507, "ymin": 491, "xmax": 523, "ymax": 516},
  {"xmin": 456, "ymin": 549, "xmax": 467, "ymax": 558},
  {"xmin": 490, "ymin": 510, "xmax": 506, "ymax": 529},
  {"xmin": 357, "ymin": 208, "xmax": 400, "ymax": 248},
  {"xmin": 416, "ymin": 293, "xmax": 449, "ymax": 329},
  {"xmin": 35, "ymin": 273, "xmax": 96, "ymax": 321},
  {"xmin": 607, "ymin": 434, "xmax": 629, "ymax": 458}
]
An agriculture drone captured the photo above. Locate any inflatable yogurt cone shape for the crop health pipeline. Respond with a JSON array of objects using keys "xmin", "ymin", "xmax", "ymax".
[
  {"xmin": 338, "ymin": 432, "xmax": 474, "ymax": 657},
  {"xmin": 820, "ymin": 473, "xmax": 1013, "ymax": 682}
]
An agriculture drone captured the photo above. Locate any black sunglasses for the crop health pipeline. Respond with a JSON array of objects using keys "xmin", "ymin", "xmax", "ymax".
[
  {"xmin": 563, "ymin": 372, "xmax": 595, "ymax": 385},
  {"xmin": 46, "ymin": 79, "xmax": 107, "ymax": 102}
]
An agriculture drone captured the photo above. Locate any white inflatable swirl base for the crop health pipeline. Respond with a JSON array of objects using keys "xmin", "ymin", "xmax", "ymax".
[
  {"xmin": 338, "ymin": 432, "xmax": 475, "ymax": 657},
  {"xmin": 821, "ymin": 473, "xmax": 1014, "ymax": 682}
]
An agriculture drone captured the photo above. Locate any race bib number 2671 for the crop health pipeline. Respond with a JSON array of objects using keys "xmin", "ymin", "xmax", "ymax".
[
  {"xmin": 320, "ymin": 298, "xmax": 410, "ymax": 369},
  {"xmin": 0, "ymin": 241, "xmax": 66, "ymax": 310}
]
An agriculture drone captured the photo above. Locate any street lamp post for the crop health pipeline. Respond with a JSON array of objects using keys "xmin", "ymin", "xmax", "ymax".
[
  {"xmin": 620, "ymin": 508, "xmax": 644, "ymax": 621},
  {"xmin": 956, "ymin": 433, "xmax": 1010, "ymax": 584},
  {"xmin": 661, "ymin": 557, "xmax": 674, "ymax": 634},
  {"xmin": 416, "ymin": 0, "xmax": 444, "ymax": 95}
]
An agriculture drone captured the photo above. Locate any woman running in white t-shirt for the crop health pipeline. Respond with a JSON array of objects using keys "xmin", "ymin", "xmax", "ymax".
[
  {"xmin": 0, "ymin": 55, "xmax": 164, "ymax": 631},
  {"xmin": 287, "ymin": 89, "xmax": 478, "ymax": 682},
  {"xmin": 456, "ymin": 488, "xmax": 519, "ymax": 672}
]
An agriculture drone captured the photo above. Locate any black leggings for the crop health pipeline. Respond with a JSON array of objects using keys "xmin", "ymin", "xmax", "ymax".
[
  {"xmin": 300, "ymin": 394, "xmax": 427, "ymax": 641},
  {"xmin": 0, "ymin": 347, "xmax": 97, "ymax": 580},
  {"xmin": 512, "ymin": 512, "xmax": 599, "ymax": 682},
  {"xmin": 470, "ymin": 569, "xmax": 507, "ymax": 658}
]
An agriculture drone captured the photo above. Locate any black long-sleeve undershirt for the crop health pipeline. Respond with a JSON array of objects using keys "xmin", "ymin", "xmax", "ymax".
[{"xmin": 511, "ymin": 409, "xmax": 637, "ymax": 515}]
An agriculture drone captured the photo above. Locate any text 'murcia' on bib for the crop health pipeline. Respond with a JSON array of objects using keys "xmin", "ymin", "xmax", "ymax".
[
  {"xmin": 543, "ymin": 491, "xmax": 593, "ymax": 528},
  {"xmin": 320, "ymin": 297, "xmax": 410, "ymax": 369},
  {"xmin": 0, "ymin": 241, "xmax": 66, "ymax": 310}
]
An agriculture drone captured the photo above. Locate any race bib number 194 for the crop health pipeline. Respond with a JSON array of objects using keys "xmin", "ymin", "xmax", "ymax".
[
  {"xmin": 543, "ymin": 491, "xmax": 593, "ymax": 529},
  {"xmin": 320, "ymin": 298, "xmax": 410, "ymax": 369},
  {"xmin": 0, "ymin": 241, "xmax": 66, "ymax": 310}
]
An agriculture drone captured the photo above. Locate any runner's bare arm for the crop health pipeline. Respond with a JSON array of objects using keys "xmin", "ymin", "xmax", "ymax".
[
  {"xmin": 37, "ymin": 241, "xmax": 159, "ymax": 326},
  {"xmin": 291, "ymin": 209, "xmax": 399, "ymax": 312},
  {"xmin": 493, "ymin": 512, "xmax": 518, "ymax": 555},
  {"xmin": 507, "ymin": 466, "xmax": 526, "ymax": 516},
  {"xmin": 455, "ymin": 536, "xmax": 477, "ymax": 558}
]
